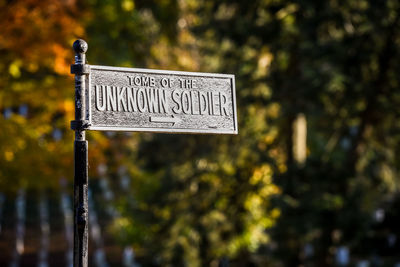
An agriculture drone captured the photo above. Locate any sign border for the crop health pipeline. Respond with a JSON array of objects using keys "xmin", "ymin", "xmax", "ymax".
[{"xmin": 86, "ymin": 65, "xmax": 238, "ymax": 134}]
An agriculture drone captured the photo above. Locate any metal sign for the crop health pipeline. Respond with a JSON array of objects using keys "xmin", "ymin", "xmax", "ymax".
[
  {"xmin": 70, "ymin": 39, "xmax": 238, "ymax": 267},
  {"xmin": 85, "ymin": 65, "xmax": 237, "ymax": 134}
]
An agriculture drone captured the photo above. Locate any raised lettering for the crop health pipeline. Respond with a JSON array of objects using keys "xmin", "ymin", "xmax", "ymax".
[
  {"xmin": 172, "ymin": 90, "xmax": 181, "ymax": 114},
  {"xmin": 160, "ymin": 78, "xmax": 168, "ymax": 87},
  {"xmin": 134, "ymin": 76, "xmax": 141, "ymax": 86},
  {"xmin": 137, "ymin": 88, "xmax": 147, "ymax": 112},
  {"xmin": 199, "ymin": 91, "xmax": 208, "ymax": 115},
  {"xmin": 146, "ymin": 88, "xmax": 158, "ymax": 113},
  {"xmin": 150, "ymin": 77, "xmax": 156, "ymax": 87},
  {"xmin": 181, "ymin": 91, "xmax": 191, "ymax": 114},
  {"xmin": 117, "ymin": 87, "xmax": 128, "ymax": 111},
  {"xmin": 142, "ymin": 76, "xmax": 149, "ymax": 86},
  {"xmin": 220, "ymin": 93, "xmax": 229, "ymax": 116},
  {"xmin": 127, "ymin": 87, "xmax": 137, "ymax": 112},
  {"xmin": 159, "ymin": 89, "xmax": 169, "ymax": 113},
  {"xmin": 207, "ymin": 92, "xmax": 213, "ymax": 115},
  {"xmin": 190, "ymin": 90, "xmax": 198, "ymax": 114},
  {"xmin": 95, "ymin": 85, "xmax": 106, "ymax": 111},
  {"xmin": 106, "ymin": 86, "xmax": 117, "ymax": 111}
]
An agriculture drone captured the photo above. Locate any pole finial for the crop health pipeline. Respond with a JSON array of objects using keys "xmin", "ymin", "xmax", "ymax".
[{"xmin": 73, "ymin": 39, "xmax": 88, "ymax": 54}]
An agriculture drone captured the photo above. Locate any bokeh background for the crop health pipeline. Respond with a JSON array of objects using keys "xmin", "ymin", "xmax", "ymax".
[{"xmin": 1, "ymin": 0, "xmax": 400, "ymax": 266}]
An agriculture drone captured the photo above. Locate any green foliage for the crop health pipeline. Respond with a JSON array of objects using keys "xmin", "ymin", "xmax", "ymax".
[
  {"xmin": 2, "ymin": 0, "xmax": 400, "ymax": 266},
  {"xmin": 187, "ymin": 0, "xmax": 400, "ymax": 265}
]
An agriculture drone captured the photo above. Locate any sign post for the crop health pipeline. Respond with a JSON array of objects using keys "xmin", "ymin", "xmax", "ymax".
[
  {"xmin": 71, "ymin": 39, "xmax": 89, "ymax": 267},
  {"xmin": 70, "ymin": 39, "xmax": 237, "ymax": 266}
]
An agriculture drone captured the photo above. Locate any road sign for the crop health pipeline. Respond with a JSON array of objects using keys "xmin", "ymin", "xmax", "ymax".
[{"xmin": 86, "ymin": 65, "xmax": 237, "ymax": 134}]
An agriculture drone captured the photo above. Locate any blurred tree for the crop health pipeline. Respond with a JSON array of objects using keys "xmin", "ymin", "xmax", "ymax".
[
  {"xmin": 0, "ymin": 0, "xmax": 88, "ymax": 191},
  {"xmin": 2, "ymin": 0, "xmax": 400, "ymax": 266},
  {"xmin": 182, "ymin": 0, "xmax": 400, "ymax": 265},
  {"xmin": 104, "ymin": 1, "xmax": 283, "ymax": 266}
]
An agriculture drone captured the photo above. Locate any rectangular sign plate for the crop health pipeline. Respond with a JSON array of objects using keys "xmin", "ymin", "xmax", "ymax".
[{"xmin": 86, "ymin": 65, "xmax": 237, "ymax": 134}]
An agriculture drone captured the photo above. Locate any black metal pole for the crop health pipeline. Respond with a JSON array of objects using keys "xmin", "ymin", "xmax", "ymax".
[{"xmin": 72, "ymin": 39, "xmax": 89, "ymax": 267}]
